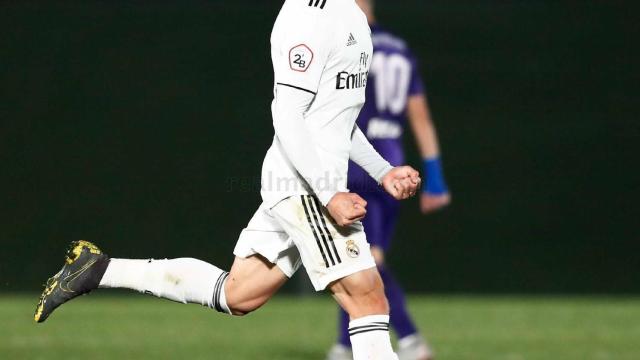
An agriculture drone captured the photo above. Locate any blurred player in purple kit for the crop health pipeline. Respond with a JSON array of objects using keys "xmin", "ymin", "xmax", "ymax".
[{"xmin": 327, "ymin": 1, "xmax": 451, "ymax": 359}]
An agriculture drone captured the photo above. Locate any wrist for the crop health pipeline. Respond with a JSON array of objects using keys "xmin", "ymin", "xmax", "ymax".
[
  {"xmin": 317, "ymin": 189, "xmax": 338, "ymax": 207},
  {"xmin": 422, "ymin": 156, "xmax": 448, "ymax": 194},
  {"xmin": 376, "ymin": 164, "xmax": 394, "ymax": 185}
]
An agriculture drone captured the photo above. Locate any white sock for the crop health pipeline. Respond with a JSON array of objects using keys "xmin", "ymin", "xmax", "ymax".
[
  {"xmin": 99, "ymin": 258, "xmax": 231, "ymax": 314},
  {"xmin": 349, "ymin": 315, "xmax": 398, "ymax": 360}
]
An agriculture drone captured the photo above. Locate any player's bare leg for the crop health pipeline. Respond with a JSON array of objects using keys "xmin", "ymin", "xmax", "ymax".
[{"xmin": 330, "ymin": 267, "xmax": 398, "ymax": 360}]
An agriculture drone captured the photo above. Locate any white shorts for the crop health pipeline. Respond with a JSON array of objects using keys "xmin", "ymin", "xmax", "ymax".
[{"xmin": 233, "ymin": 195, "xmax": 376, "ymax": 291}]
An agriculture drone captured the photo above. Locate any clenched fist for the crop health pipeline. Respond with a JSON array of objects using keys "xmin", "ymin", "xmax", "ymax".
[
  {"xmin": 326, "ymin": 192, "xmax": 368, "ymax": 226},
  {"xmin": 381, "ymin": 166, "xmax": 421, "ymax": 200}
]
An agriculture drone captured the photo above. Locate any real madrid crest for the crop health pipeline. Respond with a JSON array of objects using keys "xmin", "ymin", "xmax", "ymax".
[{"xmin": 346, "ymin": 240, "xmax": 360, "ymax": 258}]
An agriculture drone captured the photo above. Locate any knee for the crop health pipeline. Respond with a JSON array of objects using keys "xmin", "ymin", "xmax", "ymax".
[
  {"xmin": 357, "ymin": 289, "xmax": 388, "ymax": 316},
  {"xmin": 351, "ymin": 280, "xmax": 388, "ymax": 316},
  {"xmin": 335, "ymin": 269, "xmax": 389, "ymax": 317},
  {"xmin": 361, "ymin": 280, "xmax": 388, "ymax": 314}
]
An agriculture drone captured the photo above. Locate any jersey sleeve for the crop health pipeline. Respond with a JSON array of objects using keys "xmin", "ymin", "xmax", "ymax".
[
  {"xmin": 408, "ymin": 53, "xmax": 426, "ymax": 96},
  {"xmin": 271, "ymin": 15, "xmax": 333, "ymax": 94}
]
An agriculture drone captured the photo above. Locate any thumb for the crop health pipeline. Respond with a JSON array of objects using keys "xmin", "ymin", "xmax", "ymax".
[{"xmin": 385, "ymin": 180, "xmax": 401, "ymax": 198}]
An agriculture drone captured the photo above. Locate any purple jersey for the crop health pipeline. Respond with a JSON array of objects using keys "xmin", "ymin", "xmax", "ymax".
[{"xmin": 348, "ymin": 25, "xmax": 425, "ymax": 193}]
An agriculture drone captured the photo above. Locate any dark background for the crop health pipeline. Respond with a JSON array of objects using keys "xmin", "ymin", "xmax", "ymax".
[{"xmin": 1, "ymin": 1, "xmax": 638, "ymax": 293}]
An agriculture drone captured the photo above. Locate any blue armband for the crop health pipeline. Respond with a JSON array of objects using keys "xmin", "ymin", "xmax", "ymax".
[{"xmin": 423, "ymin": 157, "xmax": 448, "ymax": 194}]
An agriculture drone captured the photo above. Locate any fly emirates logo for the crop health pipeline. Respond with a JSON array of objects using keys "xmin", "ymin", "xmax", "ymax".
[{"xmin": 336, "ymin": 52, "xmax": 370, "ymax": 90}]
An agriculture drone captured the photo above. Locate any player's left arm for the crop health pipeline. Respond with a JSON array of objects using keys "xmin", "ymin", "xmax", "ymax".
[
  {"xmin": 350, "ymin": 126, "xmax": 421, "ymax": 200},
  {"xmin": 407, "ymin": 93, "xmax": 451, "ymax": 213}
]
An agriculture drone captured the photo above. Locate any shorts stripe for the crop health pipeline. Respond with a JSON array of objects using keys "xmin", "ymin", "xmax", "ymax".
[
  {"xmin": 311, "ymin": 196, "xmax": 342, "ymax": 264},
  {"xmin": 306, "ymin": 196, "xmax": 336, "ymax": 266},
  {"xmin": 301, "ymin": 195, "xmax": 330, "ymax": 268}
]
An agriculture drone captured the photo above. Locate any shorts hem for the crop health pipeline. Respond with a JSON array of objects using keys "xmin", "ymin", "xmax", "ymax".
[
  {"xmin": 232, "ymin": 247, "xmax": 299, "ymax": 278},
  {"xmin": 311, "ymin": 260, "xmax": 377, "ymax": 291}
]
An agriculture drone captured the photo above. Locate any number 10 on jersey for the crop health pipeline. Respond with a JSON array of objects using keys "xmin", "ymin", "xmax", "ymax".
[{"xmin": 369, "ymin": 53, "xmax": 412, "ymax": 115}]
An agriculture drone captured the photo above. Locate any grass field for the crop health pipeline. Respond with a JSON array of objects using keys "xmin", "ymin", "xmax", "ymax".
[{"xmin": 1, "ymin": 294, "xmax": 639, "ymax": 360}]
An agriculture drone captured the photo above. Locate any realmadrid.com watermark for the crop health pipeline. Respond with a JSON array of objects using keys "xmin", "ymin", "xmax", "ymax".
[
  {"xmin": 225, "ymin": 171, "xmax": 344, "ymax": 193},
  {"xmin": 225, "ymin": 171, "xmax": 383, "ymax": 193}
]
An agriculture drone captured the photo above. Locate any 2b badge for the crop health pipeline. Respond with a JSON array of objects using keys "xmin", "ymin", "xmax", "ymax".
[{"xmin": 289, "ymin": 44, "xmax": 314, "ymax": 72}]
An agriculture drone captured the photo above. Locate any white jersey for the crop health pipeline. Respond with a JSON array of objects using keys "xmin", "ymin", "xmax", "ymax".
[{"xmin": 261, "ymin": 0, "xmax": 373, "ymax": 208}]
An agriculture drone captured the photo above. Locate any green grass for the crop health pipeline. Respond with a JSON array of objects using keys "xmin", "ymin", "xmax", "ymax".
[{"xmin": 1, "ymin": 294, "xmax": 639, "ymax": 359}]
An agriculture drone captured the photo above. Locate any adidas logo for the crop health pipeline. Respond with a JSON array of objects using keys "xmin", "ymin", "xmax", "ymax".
[{"xmin": 346, "ymin": 33, "xmax": 357, "ymax": 46}]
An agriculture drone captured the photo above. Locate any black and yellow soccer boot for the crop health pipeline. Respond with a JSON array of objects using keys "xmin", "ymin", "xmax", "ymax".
[{"xmin": 34, "ymin": 240, "xmax": 110, "ymax": 323}]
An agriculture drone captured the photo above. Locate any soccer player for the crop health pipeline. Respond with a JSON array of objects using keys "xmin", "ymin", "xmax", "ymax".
[
  {"xmin": 34, "ymin": 1, "xmax": 421, "ymax": 359},
  {"xmin": 326, "ymin": 1, "xmax": 451, "ymax": 360}
]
